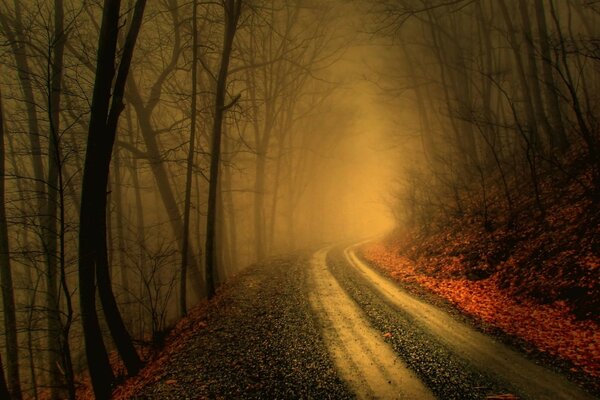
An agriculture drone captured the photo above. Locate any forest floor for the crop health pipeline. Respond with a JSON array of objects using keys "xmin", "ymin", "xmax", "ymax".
[
  {"xmin": 96, "ymin": 246, "xmax": 598, "ymax": 399},
  {"xmin": 360, "ymin": 239, "xmax": 599, "ymax": 386}
]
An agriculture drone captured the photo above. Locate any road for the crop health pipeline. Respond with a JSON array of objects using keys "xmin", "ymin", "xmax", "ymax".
[
  {"xmin": 315, "ymin": 245, "xmax": 596, "ymax": 400},
  {"xmin": 135, "ymin": 245, "xmax": 597, "ymax": 399}
]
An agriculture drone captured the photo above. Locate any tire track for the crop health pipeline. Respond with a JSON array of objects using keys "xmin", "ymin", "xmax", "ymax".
[{"xmin": 309, "ymin": 248, "xmax": 435, "ymax": 399}]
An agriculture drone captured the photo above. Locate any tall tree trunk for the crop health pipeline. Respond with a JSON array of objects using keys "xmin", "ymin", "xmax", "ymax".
[
  {"xmin": 79, "ymin": 1, "xmax": 122, "ymax": 396},
  {"xmin": 3, "ymin": 2, "xmax": 78, "ymax": 392},
  {"xmin": 0, "ymin": 355, "xmax": 9, "ymax": 400},
  {"xmin": 180, "ymin": 0, "xmax": 200, "ymax": 315},
  {"xmin": 267, "ymin": 136, "xmax": 284, "ymax": 254},
  {"xmin": 424, "ymin": 15, "xmax": 466, "ymax": 170},
  {"xmin": 205, "ymin": 0, "xmax": 242, "ymax": 298},
  {"xmin": 0, "ymin": 84, "xmax": 22, "ymax": 400},
  {"xmin": 267, "ymin": 99, "xmax": 295, "ymax": 253},
  {"xmin": 475, "ymin": 1, "xmax": 499, "ymax": 169},
  {"xmin": 98, "ymin": 0, "xmax": 145, "ymax": 377},
  {"xmin": 400, "ymin": 38, "xmax": 438, "ymax": 167},
  {"xmin": 222, "ymin": 136, "xmax": 238, "ymax": 270},
  {"xmin": 113, "ymin": 147, "xmax": 130, "ymax": 313},
  {"xmin": 96, "ymin": 221, "xmax": 142, "ymax": 376},
  {"xmin": 0, "ymin": 2, "xmax": 45, "ymax": 189},
  {"xmin": 253, "ymin": 155, "xmax": 266, "ymax": 260},
  {"xmin": 244, "ymin": 63, "xmax": 268, "ymax": 262},
  {"xmin": 45, "ymin": 0, "xmax": 70, "ymax": 395},
  {"xmin": 217, "ymin": 183, "xmax": 230, "ymax": 282},
  {"xmin": 6, "ymin": 111, "xmax": 38, "ymax": 399},
  {"xmin": 79, "ymin": 0, "xmax": 145, "ymax": 396}
]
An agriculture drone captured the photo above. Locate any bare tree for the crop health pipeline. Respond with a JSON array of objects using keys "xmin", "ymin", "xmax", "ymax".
[
  {"xmin": 180, "ymin": 0, "xmax": 201, "ymax": 315},
  {"xmin": 205, "ymin": 0, "xmax": 243, "ymax": 298},
  {"xmin": 0, "ymin": 82, "xmax": 22, "ymax": 400},
  {"xmin": 78, "ymin": 0, "xmax": 146, "ymax": 397}
]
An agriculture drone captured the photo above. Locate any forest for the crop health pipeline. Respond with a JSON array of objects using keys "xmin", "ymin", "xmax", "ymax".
[{"xmin": 0, "ymin": 0, "xmax": 598, "ymax": 399}]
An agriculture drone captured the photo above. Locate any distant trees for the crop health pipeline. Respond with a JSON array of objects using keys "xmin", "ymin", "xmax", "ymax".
[
  {"xmin": 371, "ymin": 0, "xmax": 600, "ymax": 231},
  {"xmin": 231, "ymin": 0, "xmax": 342, "ymax": 262}
]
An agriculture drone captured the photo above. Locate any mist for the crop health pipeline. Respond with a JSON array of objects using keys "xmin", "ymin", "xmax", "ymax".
[{"xmin": 0, "ymin": 0, "xmax": 599, "ymax": 398}]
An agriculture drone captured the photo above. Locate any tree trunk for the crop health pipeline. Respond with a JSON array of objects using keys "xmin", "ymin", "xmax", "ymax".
[
  {"xmin": 96, "ymin": 221, "xmax": 143, "ymax": 376},
  {"xmin": 0, "ymin": 83, "xmax": 22, "ymax": 400},
  {"xmin": 98, "ymin": 0, "xmax": 145, "ymax": 377},
  {"xmin": 217, "ymin": 183, "xmax": 230, "ymax": 282},
  {"xmin": 79, "ymin": 1, "xmax": 122, "ymax": 395},
  {"xmin": 113, "ymin": 147, "xmax": 130, "ymax": 313},
  {"xmin": 45, "ymin": 0, "xmax": 71, "ymax": 395},
  {"xmin": 180, "ymin": 0, "xmax": 200, "ymax": 315},
  {"xmin": 253, "ymin": 155, "xmax": 267, "ymax": 260},
  {"xmin": 205, "ymin": 0, "xmax": 242, "ymax": 298},
  {"xmin": 222, "ymin": 136, "xmax": 238, "ymax": 270},
  {"xmin": 79, "ymin": 0, "xmax": 145, "ymax": 396},
  {"xmin": 0, "ymin": 3, "xmax": 45, "ymax": 189},
  {"xmin": 0, "ymin": 355, "xmax": 10, "ymax": 400}
]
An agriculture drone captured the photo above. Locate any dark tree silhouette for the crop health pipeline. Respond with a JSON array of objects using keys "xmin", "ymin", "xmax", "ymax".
[
  {"xmin": 0, "ymin": 354, "xmax": 9, "ymax": 400},
  {"xmin": 0, "ymin": 82, "xmax": 22, "ymax": 400},
  {"xmin": 205, "ymin": 0, "xmax": 243, "ymax": 298},
  {"xmin": 78, "ymin": 0, "xmax": 146, "ymax": 397}
]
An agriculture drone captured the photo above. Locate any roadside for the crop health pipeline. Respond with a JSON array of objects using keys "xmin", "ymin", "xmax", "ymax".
[
  {"xmin": 359, "ymin": 239, "xmax": 600, "ymax": 394},
  {"xmin": 338, "ymin": 245, "xmax": 596, "ymax": 400}
]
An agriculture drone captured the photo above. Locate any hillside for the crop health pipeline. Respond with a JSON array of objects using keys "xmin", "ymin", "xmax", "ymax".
[{"xmin": 360, "ymin": 159, "xmax": 599, "ymax": 388}]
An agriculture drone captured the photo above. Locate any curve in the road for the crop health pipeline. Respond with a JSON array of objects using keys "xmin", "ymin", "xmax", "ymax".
[
  {"xmin": 344, "ymin": 245, "xmax": 595, "ymax": 400},
  {"xmin": 309, "ymin": 248, "xmax": 435, "ymax": 400}
]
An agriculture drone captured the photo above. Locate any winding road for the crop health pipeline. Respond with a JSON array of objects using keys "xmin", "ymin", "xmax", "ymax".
[
  {"xmin": 313, "ymin": 245, "xmax": 595, "ymax": 400},
  {"xmin": 136, "ymin": 245, "xmax": 597, "ymax": 399}
]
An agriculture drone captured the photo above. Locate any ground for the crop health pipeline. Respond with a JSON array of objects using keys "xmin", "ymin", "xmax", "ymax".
[
  {"xmin": 360, "ymin": 239, "xmax": 600, "ymax": 384},
  {"xmin": 104, "ymin": 246, "xmax": 598, "ymax": 400}
]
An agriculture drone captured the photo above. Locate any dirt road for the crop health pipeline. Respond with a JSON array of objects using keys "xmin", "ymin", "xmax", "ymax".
[
  {"xmin": 135, "ymin": 246, "xmax": 597, "ymax": 399},
  {"xmin": 325, "ymin": 245, "xmax": 596, "ymax": 400},
  {"xmin": 309, "ymin": 248, "xmax": 434, "ymax": 399}
]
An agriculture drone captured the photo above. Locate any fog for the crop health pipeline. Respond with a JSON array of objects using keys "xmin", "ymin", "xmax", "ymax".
[{"xmin": 1, "ymin": 0, "xmax": 599, "ymax": 397}]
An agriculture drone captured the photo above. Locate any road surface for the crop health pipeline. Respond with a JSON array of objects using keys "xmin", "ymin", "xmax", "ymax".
[{"xmin": 136, "ymin": 245, "xmax": 597, "ymax": 399}]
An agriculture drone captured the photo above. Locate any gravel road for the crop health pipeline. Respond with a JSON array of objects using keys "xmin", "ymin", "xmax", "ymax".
[
  {"xmin": 133, "ymin": 246, "xmax": 597, "ymax": 399},
  {"xmin": 331, "ymin": 245, "xmax": 597, "ymax": 400},
  {"xmin": 136, "ymin": 252, "xmax": 353, "ymax": 399}
]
